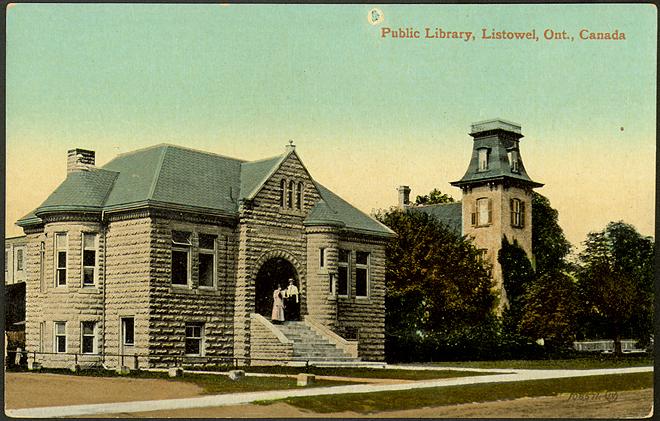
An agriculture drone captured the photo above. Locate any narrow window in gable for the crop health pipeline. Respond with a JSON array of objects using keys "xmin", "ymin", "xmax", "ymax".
[
  {"xmin": 296, "ymin": 182, "xmax": 303, "ymax": 209},
  {"xmin": 280, "ymin": 179, "xmax": 286, "ymax": 207},
  {"xmin": 287, "ymin": 181, "xmax": 294, "ymax": 208}
]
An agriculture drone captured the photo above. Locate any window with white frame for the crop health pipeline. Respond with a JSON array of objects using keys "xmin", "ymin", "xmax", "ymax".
[
  {"xmin": 185, "ymin": 323, "xmax": 204, "ymax": 356},
  {"xmin": 510, "ymin": 198, "xmax": 525, "ymax": 228},
  {"xmin": 54, "ymin": 321, "xmax": 66, "ymax": 353},
  {"xmin": 81, "ymin": 321, "xmax": 96, "ymax": 354},
  {"xmin": 478, "ymin": 148, "xmax": 489, "ymax": 171},
  {"xmin": 82, "ymin": 233, "xmax": 98, "ymax": 286},
  {"xmin": 508, "ymin": 150, "xmax": 520, "ymax": 172},
  {"xmin": 474, "ymin": 198, "xmax": 492, "ymax": 226},
  {"xmin": 171, "ymin": 231, "xmax": 191, "ymax": 286},
  {"xmin": 337, "ymin": 249, "xmax": 350, "ymax": 296},
  {"xmin": 121, "ymin": 317, "xmax": 134, "ymax": 346},
  {"xmin": 16, "ymin": 248, "xmax": 24, "ymax": 272},
  {"xmin": 55, "ymin": 233, "xmax": 68, "ymax": 286},
  {"xmin": 198, "ymin": 234, "xmax": 216, "ymax": 288},
  {"xmin": 355, "ymin": 251, "xmax": 370, "ymax": 298}
]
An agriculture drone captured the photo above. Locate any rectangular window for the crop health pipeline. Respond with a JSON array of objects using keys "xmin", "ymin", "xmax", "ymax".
[
  {"xmin": 82, "ymin": 233, "xmax": 98, "ymax": 286},
  {"xmin": 510, "ymin": 199, "xmax": 525, "ymax": 228},
  {"xmin": 16, "ymin": 248, "xmax": 24, "ymax": 271},
  {"xmin": 478, "ymin": 148, "xmax": 489, "ymax": 171},
  {"xmin": 508, "ymin": 150, "xmax": 520, "ymax": 172},
  {"xmin": 122, "ymin": 317, "xmax": 135, "ymax": 346},
  {"xmin": 319, "ymin": 248, "xmax": 325, "ymax": 268},
  {"xmin": 171, "ymin": 231, "xmax": 191, "ymax": 286},
  {"xmin": 477, "ymin": 198, "xmax": 492, "ymax": 226},
  {"xmin": 198, "ymin": 234, "xmax": 216, "ymax": 288},
  {"xmin": 40, "ymin": 242, "xmax": 46, "ymax": 292},
  {"xmin": 55, "ymin": 233, "xmax": 68, "ymax": 286},
  {"xmin": 54, "ymin": 322, "xmax": 66, "ymax": 353},
  {"xmin": 337, "ymin": 249, "xmax": 350, "ymax": 296},
  {"xmin": 355, "ymin": 252, "xmax": 370, "ymax": 298},
  {"xmin": 185, "ymin": 323, "xmax": 204, "ymax": 356},
  {"xmin": 81, "ymin": 321, "xmax": 96, "ymax": 354}
]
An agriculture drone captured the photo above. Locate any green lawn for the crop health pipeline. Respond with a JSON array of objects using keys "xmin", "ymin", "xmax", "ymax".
[
  {"xmin": 425, "ymin": 356, "xmax": 654, "ymax": 370},
  {"xmin": 236, "ymin": 366, "xmax": 501, "ymax": 380},
  {"xmin": 269, "ymin": 372, "xmax": 653, "ymax": 414}
]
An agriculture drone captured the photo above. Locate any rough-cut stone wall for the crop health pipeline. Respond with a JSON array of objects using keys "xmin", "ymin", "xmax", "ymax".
[
  {"xmin": 25, "ymin": 221, "xmax": 105, "ymax": 368},
  {"xmin": 233, "ymin": 151, "xmax": 321, "ymax": 361},
  {"xmin": 335, "ymin": 235, "xmax": 387, "ymax": 361},
  {"xmin": 249, "ymin": 314, "xmax": 294, "ymax": 366},
  {"xmin": 104, "ymin": 215, "xmax": 151, "ymax": 369},
  {"xmin": 148, "ymin": 217, "xmax": 237, "ymax": 368},
  {"xmin": 305, "ymin": 227, "xmax": 339, "ymax": 329}
]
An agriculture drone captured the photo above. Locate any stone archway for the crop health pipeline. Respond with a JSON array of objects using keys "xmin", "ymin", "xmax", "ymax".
[{"xmin": 253, "ymin": 250, "xmax": 304, "ymax": 321}]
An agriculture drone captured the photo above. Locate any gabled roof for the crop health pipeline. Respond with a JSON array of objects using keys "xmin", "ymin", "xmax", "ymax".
[
  {"xmin": 17, "ymin": 144, "xmax": 393, "ymax": 237},
  {"xmin": 306, "ymin": 184, "xmax": 395, "ymax": 237},
  {"xmin": 239, "ymin": 154, "xmax": 287, "ymax": 200},
  {"xmin": 413, "ymin": 202, "xmax": 463, "ymax": 235}
]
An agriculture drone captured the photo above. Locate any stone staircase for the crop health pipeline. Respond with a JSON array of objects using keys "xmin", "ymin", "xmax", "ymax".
[{"xmin": 276, "ymin": 321, "xmax": 383, "ymax": 367}]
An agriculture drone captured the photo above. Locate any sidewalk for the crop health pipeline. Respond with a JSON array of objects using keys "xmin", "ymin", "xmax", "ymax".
[{"xmin": 6, "ymin": 366, "xmax": 652, "ymax": 418}]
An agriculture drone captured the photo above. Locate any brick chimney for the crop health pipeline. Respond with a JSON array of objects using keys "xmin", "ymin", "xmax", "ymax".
[
  {"xmin": 397, "ymin": 185, "xmax": 411, "ymax": 209},
  {"xmin": 67, "ymin": 148, "xmax": 95, "ymax": 173}
]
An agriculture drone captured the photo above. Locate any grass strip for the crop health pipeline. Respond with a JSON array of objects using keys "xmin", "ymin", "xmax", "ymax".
[
  {"xmin": 426, "ymin": 356, "xmax": 653, "ymax": 370},
  {"xmin": 8, "ymin": 367, "xmax": 356, "ymax": 395},
  {"xmin": 194, "ymin": 365, "xmax": 498, "ymax": 380},
  {"xmin": 269, "ymin": 372, "xmax": 652, "ymax": 414}
]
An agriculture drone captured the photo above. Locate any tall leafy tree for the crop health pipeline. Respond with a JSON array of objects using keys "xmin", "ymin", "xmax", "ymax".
[
  {"xmin": 375, "ymin": 208, "xmax": 494, "ymax": 344},
  {"xmin": 414, "ymin": 188, "xmax": 456, "ymax": 205},
  {"xmin": 532, "ymin": 192, "xmax": 572, "ymax": 274},
  {"xmin": 498, "ymin": 237, "xmax": 535, "ymax": 333},
  {"xmin": 577, "ymin": 221, "xmax": 654, "ymax": 354}
]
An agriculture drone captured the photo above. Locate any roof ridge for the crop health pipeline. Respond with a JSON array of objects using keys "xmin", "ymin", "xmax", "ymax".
[
  {"xmin": 243, "ymin": 153, "xmax": 285, "ymax": 165},
  {"xmin": 107, "ymin": 143, "xmax": 248, "ymax": 164},
  {"xmin": 148, "ymin": 145, "xmax": 169, "ymax": 201},
  {"xmin": 413, "ymin": 201, "xmax": 461, "ymax": 209}
]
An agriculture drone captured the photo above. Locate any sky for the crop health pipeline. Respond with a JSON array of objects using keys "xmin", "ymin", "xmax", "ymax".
[{"xmin": 5, "ymin": 3, "xmax": 656, "ymax": 251}]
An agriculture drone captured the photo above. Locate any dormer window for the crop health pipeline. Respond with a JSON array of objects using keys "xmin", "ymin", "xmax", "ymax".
[
  {"xmin": 478, "ymin": 148, "xmax": 489, "ymax": 171},
  {"xmin": 508, "ymin": 150, "xmax": 520, "ymax": 173}
]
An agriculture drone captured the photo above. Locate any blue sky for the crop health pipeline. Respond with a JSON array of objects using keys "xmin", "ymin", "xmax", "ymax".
[{"xmin": 6, "ymin": 4, "xmax": 656, "ymax": 248}]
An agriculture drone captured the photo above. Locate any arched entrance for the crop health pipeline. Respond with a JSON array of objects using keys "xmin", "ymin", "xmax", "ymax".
[{"xmin": 255, "ymin": 257, "xmax": 300, "ymax": 321}]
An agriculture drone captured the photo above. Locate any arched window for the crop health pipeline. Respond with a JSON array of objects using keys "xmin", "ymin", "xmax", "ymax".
[
  {"xmin": 296, "ymin": 182, "xmax": 303, "ymax": 209},
  {"xmin": 280, "ymin": 179, "xmax": 286, "ymax": 207},
  {"xmin": 287, "ymin": 180, "xmax": 294, "ymax": 208}
]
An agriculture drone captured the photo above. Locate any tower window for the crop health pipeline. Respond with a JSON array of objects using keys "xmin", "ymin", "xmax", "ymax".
[
  {"xmin": 508, "ymin": 150, "xmax": 520, "ymax": 172},
  {"xmin": 478, "ymin": 148, "xmax": 489, "ymax": 171},
  {"xmin": 473, "ymin": 198, "xmax": 492, "ymax": 226},
  {"xmin": 511, "ymin": 199, "xmax": 525, "ymax": 228}
]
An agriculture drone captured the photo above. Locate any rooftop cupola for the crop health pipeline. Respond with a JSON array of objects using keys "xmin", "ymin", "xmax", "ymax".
[{"xmin": 450, "ymin": 119, "xmax": 543, "ymax": 190}]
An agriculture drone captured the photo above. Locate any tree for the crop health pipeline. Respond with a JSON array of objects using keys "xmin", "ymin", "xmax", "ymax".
[
  {"xmin": 374, "ymin": 208, "xmax": 494, "ymax": 357},
  {"xmin": 414, "ymin": 188, "xmax": 456, "ymax": 206},
  {"xmin": 532, "ymin": 192, "xmax": 572, "ymax": 274},
  {"xmin": 577, "ymin": 221, "xmax": 654, "ymax": 354},
  {"xmin": 519, "ymin": 270, "xmax": 580, "ymax": 348},
  {"xmin": 498, "ymin": 237, "xmax": 535, "ymax": 333}
]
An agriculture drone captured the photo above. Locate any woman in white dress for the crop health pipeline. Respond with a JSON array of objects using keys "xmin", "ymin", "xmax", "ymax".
[{"xmin": 271, "ymin": 285, "xmax": 285, "ymax": 324}]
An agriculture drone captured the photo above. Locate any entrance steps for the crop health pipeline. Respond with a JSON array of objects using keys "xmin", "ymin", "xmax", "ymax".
[{"xmin": 276, "ymin": 321, "xmax": 373, "ymax": 367}]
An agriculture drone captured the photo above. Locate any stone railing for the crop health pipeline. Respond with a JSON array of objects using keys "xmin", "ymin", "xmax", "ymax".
[
  {"xmin": 250, "ymin": 313, "xmax": 294, "ymax": 365},
  {"xmin": 304, "ymin": 316, "xmax": 358, "ymax": 358}
]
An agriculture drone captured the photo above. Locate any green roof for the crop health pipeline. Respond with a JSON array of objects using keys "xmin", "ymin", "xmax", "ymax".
[
  {"xmin": 17, "ymin": 144, "xmax": 392, "ymax": 236},
  {"xmin": 413, "ymin": 202, "xmax": 463, "ymax": 235},
  {"xmin": 32, "ymin": 168, "xmax": 119, "ymax": 215},
  {"xmin": 307, "ymin": 184, "xmax": 395, "ymax": 236}
]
